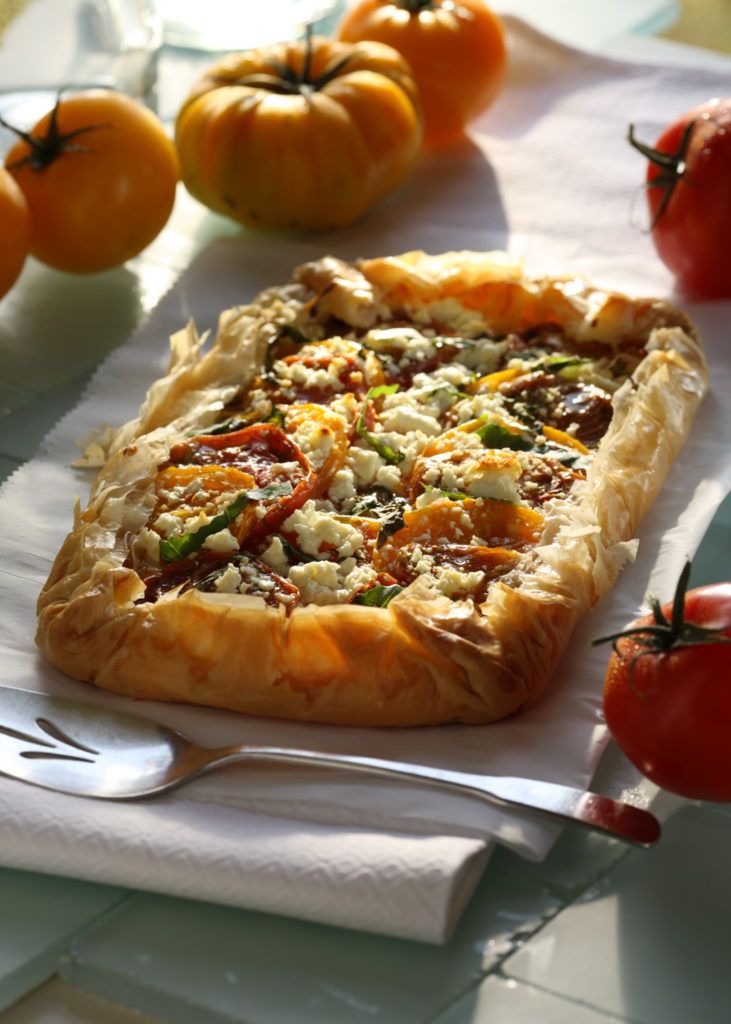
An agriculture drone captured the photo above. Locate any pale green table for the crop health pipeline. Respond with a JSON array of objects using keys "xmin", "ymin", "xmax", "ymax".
[{"xmin": 1, "ymin": 7, "xmax": 730, "ymax": 1022}]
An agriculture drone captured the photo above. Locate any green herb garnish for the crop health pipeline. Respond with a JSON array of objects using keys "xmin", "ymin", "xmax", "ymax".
[
  {"xmin": 350, "ymin": 493, "xmax": 382, "ymax": 517},
  {"xmin": 267, "ymin": 406, "xmax": 286, "ymax": 428},
  {"xmin": 279, "ymin": 536, "xmax": 318, "ymax": 564},
  {"xmin": 357, "ymin": 384, "xmax": 405, "ymax": 465},
  {"xmin": 193, "ymin": 416, "xmax": 246, "ymax": 437},
  {"xmin": 353, "ymin": 583, "xmax": 403, "ymax": 607},
  {"xmin": 159, "ymin": 482, "xmax": 292, "ymax": 563},
  {"xmin": 476, "ymin": 421, "xmax": 534, "ymax": 451},
  {"xmin": 533, "ymin": 355, "xmax": 590, "ymax": 374},
  {"xmin": 265, "ymin": 322, "xmax": 312, "ymax": 370},
  {"xmin": 375, "ymin": 497, "xmax": 408, "ymax": 548}
]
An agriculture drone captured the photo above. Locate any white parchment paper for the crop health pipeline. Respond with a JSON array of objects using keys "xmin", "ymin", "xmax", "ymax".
[{"xmin": 0, "ymin": 20, "xmax": 730, "ymax": 942}]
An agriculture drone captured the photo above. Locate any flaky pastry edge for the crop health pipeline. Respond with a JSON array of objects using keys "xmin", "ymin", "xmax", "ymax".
[{"xmin": 36, "ymin": 251, "xmax": 708, "ymax": 726}]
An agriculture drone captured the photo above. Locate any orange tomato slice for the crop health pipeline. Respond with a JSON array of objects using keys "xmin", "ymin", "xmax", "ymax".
[{"xmin": 541, "ymin": 425, "xmax": 590, "ymax": 454}]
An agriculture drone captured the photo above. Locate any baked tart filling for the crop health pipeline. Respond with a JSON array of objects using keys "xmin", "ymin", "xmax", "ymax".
[{"xmin": 129, "ymin": 314, "xmax": 640, "ymax": 611}]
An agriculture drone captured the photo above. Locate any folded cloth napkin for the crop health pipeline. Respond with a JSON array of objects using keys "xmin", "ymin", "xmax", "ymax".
[{"xmin": 0, "ymin": 18, "xmax": 730, "ymax": 943}]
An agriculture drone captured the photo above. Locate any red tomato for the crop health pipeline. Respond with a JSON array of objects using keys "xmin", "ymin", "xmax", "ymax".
[
  {"xmin": 0, "ymin": 166, "xmax": 30, "ymax": 299},
  {"xmin": 4, "ymin": 91, "xmax": 179, "ymax": 274},
  {"xmin": 337, "ymin": 0, "xmax": 506, "ymax": 147},
  {"xmin": 629, "ymin": 97, "xmax": 731, "ymax": 298},
  {"xmin": 597, "ymin": 564, "xmax": 731, "ymax": 801}
]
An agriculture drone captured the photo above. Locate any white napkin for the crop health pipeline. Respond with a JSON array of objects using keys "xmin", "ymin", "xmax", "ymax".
[{"xmin": 1, "ymin": 19, "xmax": 730, "ymax": 943}]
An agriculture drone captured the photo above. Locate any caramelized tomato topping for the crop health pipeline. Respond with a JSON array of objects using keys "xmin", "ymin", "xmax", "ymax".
[
  {"xmin": 498, "ymin": 372, "xmax": 613, "ymax": 445},
  {"xmin": 165, "ymin": 423, "xmax": 309, "ymax": 485}
]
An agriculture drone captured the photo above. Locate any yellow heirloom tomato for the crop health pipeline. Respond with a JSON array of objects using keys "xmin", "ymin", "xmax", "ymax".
[{"xmin": 174, "ymin": 34, "xmax": 423, "ymax": 231}]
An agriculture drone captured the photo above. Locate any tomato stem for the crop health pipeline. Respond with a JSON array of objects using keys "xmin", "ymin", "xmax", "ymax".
[
  {"xmin": 399, "ymin": 0, "xmax": 437, "ymax": 12},
  {"xmin": 627, "ymin": 121, "xmax": 696, "ymax": 229},
  {"xmin": 213, "ymin": 28, "xmax": 352, "ymax": 96},
  {"xmin": 592, "ymin": 560, "xmax": 731, "ymax": 654},
  {"xmin": 0, "ymin": 92, "xmax": 110, "ymax": 172}
]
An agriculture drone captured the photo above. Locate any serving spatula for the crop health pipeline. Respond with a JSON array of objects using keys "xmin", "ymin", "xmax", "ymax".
[{"xmin": 0, "ymin": 686, "xmax": 660, "ymax": 846}]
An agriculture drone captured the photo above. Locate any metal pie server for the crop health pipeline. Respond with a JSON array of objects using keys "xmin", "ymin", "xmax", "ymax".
[{"xmin": 0, "ymin": 686, "xmax": 660, "ymax": 846}]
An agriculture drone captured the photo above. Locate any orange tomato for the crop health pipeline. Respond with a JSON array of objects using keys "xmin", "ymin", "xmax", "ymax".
[
  {"xmin": 382, "ymin": 498, "xmax": 542, "ymax": 552},
  {"xmin": 337, "ymin": 0, "xmax": 506, "ymax": 147},
  {"xmin": 175, "ymin": 35, "xmax": 422, "ymax": 231},
  {"xmin": 5, "ymin": 91, "xmax": 179, "ymax": 274},
  {"xmin": 0, "ymin": 166, "xmax": 30, "ymax": 298}
]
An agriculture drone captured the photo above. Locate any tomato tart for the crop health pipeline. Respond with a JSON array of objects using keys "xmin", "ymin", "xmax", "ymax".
[{"xmin": 36, "ymin": 252, "xmax": 708, "ymax": 725}]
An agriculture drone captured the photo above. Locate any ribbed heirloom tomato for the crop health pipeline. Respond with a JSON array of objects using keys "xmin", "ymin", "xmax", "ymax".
[
  {"xmin": 175, "ymin": 34, "xmax": 422, "ymax": 231},
  {"xmin": 337, "ymin": 0, "xmax": 506, "ymax": 147},
  {"xmin": 595, "ymin": 564, "xmax": 731, "ymax": 802},
  {"xmin": 3, "ymin": 91, "xmax": 179, "ymax": 274},
  {"xmin": 0, "ymin": 167, "xmax": 30, "ymax": 299},
  {"xmin": 629, "ymin": 97, "xmax": 731, "ymax": 298}
]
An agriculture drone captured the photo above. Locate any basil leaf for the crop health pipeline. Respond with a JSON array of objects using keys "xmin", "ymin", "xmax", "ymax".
[
  {"xmin": 368, "ymin": 383, "xmax": 400, "ymax": 400},
  {"xmin": 375, "ymin": 498, "xmax": 407, "ymax": 548},
  {"xmin": 425, "ymin": 382, "xmax": 471, "ymax": 401},
  {"xmin": 246, "ymin": 482, "xmax": 293, "ymax": 501},
  {"xmin": 278, "ymin": 323, "xmax": 310, "ymax": 344},
  {"xmin": 267, "ymin": 406, "xmax": 286, "ymax": 428},
  {"xmin": 279, "ymin": 537, "xmax": 318, "ymax": 564},
  {"xmin": 196, "ymin": 416, "xmax": 247, "ymax": 436},
  {"xmin": 197, "ymin": 404, "xmax": 286, "ymax": 437},
  {"xmin": 159, "ymin": 482, "xmax": 292, "ymax": 563},
  {"xmin": 265, "ymin": 322, "xmax": 311, "ymax": 369},
  {"xmin": 353, "ymin": 583, "xmax": 403, "ymax": 607},
  {"xmin": 357, "ymin": 384, "xmax": 405, "ymax": 465},
  {"xmin": 350, "ymin": 493, "xmax": 381, "ymax": 516},
  {"xmin": 542, "ymin": 445, "xmax": 580, "ymax": 467},
  {"xmin": 531, "ymin": 355, "xmax": 590, "ymax": 374},
  {"xmin": 476, "ymin": 421, "xmax": 534, "ymax": 451}
]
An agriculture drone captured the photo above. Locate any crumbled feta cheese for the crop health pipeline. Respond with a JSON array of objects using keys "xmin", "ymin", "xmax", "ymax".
[
  {"xmin": 346, "ymin": 446, "xmax": 383, "ymax": 486},
  {"xmin": 453, "ymin": 392, "xmax": 504, "ymax": 424},
  {"xmin": 364, "ymin": 327, "xmax": 439, "ymax": 367},
  {"xmin": 329, "ymin": 392, "xmax": 360, "ymax": 426},
  {"xmin": 270, "ymin": 461, "xmax": 301, "ymax": 479},
  {"xmin": 374, "ymin": 464, "xmax": 403, "ymax": 492},
  {"xmin": 287, "ymin": 557, "xmax": 377, "ymax": 606},
  {"xmin": 203, "ymin": 528, "xmax": 240, "ymax": 553},
  {"xmin": 327, "ymin": 468, "xmax": 358, "ymax": 502},
  {"xmin": 420, "ymin": 364, "xmax": 474, "ymax": 387},
  {"xmin": 260, "ymin": 535, "xmax": 290, "ymax": 574},
  {"xmin": 214, "ymin": 563, "xmax": 242, "ymax": 593},
  {"xmin": 288, "ymin": 560, "xmax": 339, "ymax": 604},
  {"xmin": 433, "ymin": 566, "xmax": 484, "ymax": 598},
  {"xmin": 455, "ymin": 337, "xmax": 503, "ymax": 373},
  {"xmin": 153, "ymin": 511, "xmax": 184, "ymax": 538},
  {"xmin": 422, "ymin": 451, "xmax": 523, "ymax": 504},
  {"xmin": 379, "ymin": 402, "xmax": 442, "ymax": 436},
  {"xmin": 283, "ymin": 500, "xmax": 364, "ymax": 558},
  {"xmin": 290, "ymin": 417, "xmax": 335, "ymax": 469},
  {"xmin": 414, "ymin": 489, "xmax": 451, "ymax": 510},
  {"xmin": 287, "ymin": 362, "xmax": 344, "ymax": 392},
  {"xmin": 135, "ymin": 527, "xmax": 160, "ymax": 563},
  {"xmin": 370, "ymin": 429, "xmax": 430, "ymax": 474}
]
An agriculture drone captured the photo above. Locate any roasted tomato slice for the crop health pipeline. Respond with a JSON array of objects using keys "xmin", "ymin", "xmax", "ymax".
[
  {"xmin": 165, "ymin": 423, "xmax": 310, "ymax": 486},
  {"xmin": 179, "ymin": 552, "xmax": 300, "ymax": 610},
  {"xmin": 498, "ymin": 371, "xmax": 613, "ymax": 446},
  {"xmin": 374, "ymin": 498, "xmax": 542, "ymax": 584},
  {"xmin": 244, "ymin": 405, "xmax": 349, "ymax": 548},
  {"xmin": 375, "ymin": 541, "xmax": 519, "ymax": 594},
  {"xmin": 276, "ymin": 339, "xmax": 369, "ymax": 402}
]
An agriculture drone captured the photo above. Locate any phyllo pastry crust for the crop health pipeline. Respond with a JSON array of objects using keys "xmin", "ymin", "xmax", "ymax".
[{"xmin": 37, "ymin": 252, "xmax": 708, "ymax": 725}]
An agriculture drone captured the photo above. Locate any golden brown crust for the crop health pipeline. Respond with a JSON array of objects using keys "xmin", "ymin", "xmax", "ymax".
[{"xmin": 36, "ymin": 252, "xmax": 708, "ymax": 726}]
